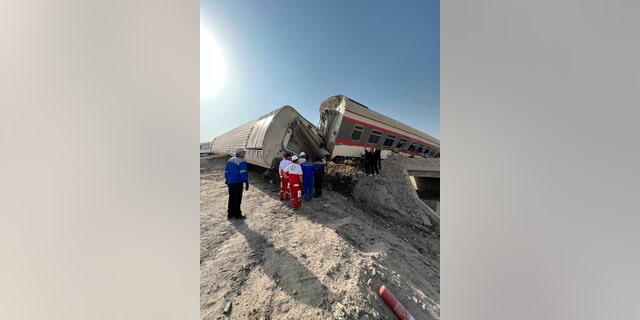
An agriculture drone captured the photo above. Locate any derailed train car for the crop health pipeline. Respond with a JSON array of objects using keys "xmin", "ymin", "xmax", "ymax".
[
  {"xmin": 318, "ymin": 95, "xmax": 440, "ymax": 162},
  {"xmin": 210, "ymin": 105, "xmax": 328, "ymax": 169},
  {"xmin": 200, "ymin": 141, "xmax": 212, "ymax": 155}
]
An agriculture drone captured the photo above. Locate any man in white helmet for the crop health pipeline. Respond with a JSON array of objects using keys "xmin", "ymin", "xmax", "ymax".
[
  {"xmin": 284, "ymin": 155, "xmax": 303, "ymax": 210},
  {"xmin": 298, "ymin": 152, "xmax": 307, "ymax": 164}
]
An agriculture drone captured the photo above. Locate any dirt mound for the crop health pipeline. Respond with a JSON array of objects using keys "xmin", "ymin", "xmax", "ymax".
[
  {"xmin": 323, "ymin": 162, "xmax": 361, "ymax": 195},
  {"xmin": 200, "ymin": 154, "xmax": 440, "ymax": 319}
]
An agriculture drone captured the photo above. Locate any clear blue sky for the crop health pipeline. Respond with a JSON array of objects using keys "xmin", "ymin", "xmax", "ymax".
[{"xmin": 200, "ymin": 0, "xmax": 440, "ymax": 143}]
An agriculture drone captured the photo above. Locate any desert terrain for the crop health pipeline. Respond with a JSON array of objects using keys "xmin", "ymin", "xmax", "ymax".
[{"xmin": 200, "ymin": 154, "xmax": 440, "ymax": 320}]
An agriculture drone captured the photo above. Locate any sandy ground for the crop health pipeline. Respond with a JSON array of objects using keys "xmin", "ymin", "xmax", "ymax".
[{"xmin": 200, "ymin": 154, "xmax": 440, "ymax": 320}]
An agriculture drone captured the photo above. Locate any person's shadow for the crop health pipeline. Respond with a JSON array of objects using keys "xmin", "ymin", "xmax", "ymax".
[{"xmin": 232, "ymin": 221, "xmax": 331, "ymax": 308}]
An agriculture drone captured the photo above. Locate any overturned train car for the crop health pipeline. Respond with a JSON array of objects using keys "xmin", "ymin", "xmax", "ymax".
[
  {"xmin": 318, "ymin": 95, "xmax": 440, "ymax": 161},
  {"xmin": 210, "ymin": 105, "xmax": 329, "ymax": 169},
  {"xmin": 200, "ymin": 141, "xmax": 212, "ymax": 155}
]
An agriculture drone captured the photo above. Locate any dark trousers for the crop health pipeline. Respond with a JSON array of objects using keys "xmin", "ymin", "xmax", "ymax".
[
  {"xmin": 371, "ymin": 161, "xmax": 379, "ymax": 175},
  {"xmin": 314, "ymin": 175, "xmax": 323, "ymax": 197},
  {"xmin": 227, "ymin": 183, "xmax": 244, "ymax": 218},
  {"xmin": 365, "ymin": 160, "xmax": 377, "ymax": 175}
]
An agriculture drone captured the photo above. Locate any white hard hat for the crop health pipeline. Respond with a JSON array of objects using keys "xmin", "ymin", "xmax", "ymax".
[
  {"xmin": 291, "ymin": 155, "xmax": 299, "ymax": 161},
  {"xmin": 299, "ymin": 152, "xmax": 306, "ymax": 156}
]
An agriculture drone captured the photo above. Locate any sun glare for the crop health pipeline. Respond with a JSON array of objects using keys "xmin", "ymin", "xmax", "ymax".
[{"xmin": 200, "ymin": 23, "xmax": 226, "ymax": 98}]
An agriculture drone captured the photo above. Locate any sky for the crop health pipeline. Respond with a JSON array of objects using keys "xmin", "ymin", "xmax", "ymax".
[{"xmin": 200, "ymin": 0, "xmax": 440, "ymax": 143}]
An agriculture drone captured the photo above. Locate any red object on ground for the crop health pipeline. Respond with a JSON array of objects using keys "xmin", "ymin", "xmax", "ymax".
[{"xmin": 379, "ymin": 285, "xmax": 415, "ymax": 320}]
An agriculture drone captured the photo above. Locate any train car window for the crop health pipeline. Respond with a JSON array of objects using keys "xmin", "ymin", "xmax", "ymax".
[
  {"xmin": 435, "ymin": 153, "xmax": 440, "ymax": 158},
  {"xmin": 367, "ymin": 130, "xmax": 382, "ymax": 144},
  {"xmin": 383, "ymin": 134, "xmax": 396, "ymax": 147},
  {"xmin": 408, "ymin": 144, "xmax": 416, "ymax": 151},
  {"xmin": 417, "ymin": 146, "xmax": 424, "ymax": 153},
  {"xmin": 350, "ymin": 125, "xmax": 364, "ymax": 141},
  {"xmin": 396, "ymin": 138, "xmax": 407, "ymax": 149}
]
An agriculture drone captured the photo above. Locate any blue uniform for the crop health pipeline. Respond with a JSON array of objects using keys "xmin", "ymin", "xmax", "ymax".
[
  {"xmin": 313, "ymin": 162, "xmax": 324, "ymax": 197},
  {"xmin": 224, "ymin": 155, "xmax": 249, "ymax": 219},
  {"xmin": 225, "ymin": 156, "xmax": 249, "ymax": 184},
  {"xmin": 300, "ymin": 161, "xmax": 315, "ymax": 200}
]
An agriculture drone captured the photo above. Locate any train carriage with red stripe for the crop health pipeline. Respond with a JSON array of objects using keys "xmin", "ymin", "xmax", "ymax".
[{"xmin": 318, "ymin": 95, "xmax": 440, "ymax": 162}]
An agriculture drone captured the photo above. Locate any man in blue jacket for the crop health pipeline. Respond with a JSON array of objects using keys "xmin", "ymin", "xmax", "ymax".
[
  {"xmin": 225, "ymin": 148, "xmax": 249, "ymax": 220},
  {"xmin": 300, "ymin": 154, "xmax": 315, "ymax": 201},
  {"xmin": 313, "ymin": 156, "xmax": 325, "ymax": 197}
]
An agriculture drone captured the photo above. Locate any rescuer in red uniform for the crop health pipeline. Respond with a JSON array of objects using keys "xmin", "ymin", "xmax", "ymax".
[
  {"xmin": 284, "ymin": 155, "xmax": 303, "ymax": 210},
  {"xmin": 278, "ymin": 153, "xmax": 292, "ymax": 201}
]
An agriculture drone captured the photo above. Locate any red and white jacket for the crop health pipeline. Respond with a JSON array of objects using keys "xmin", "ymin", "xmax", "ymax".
[
  {"xmin": 284, "ymin": 162, "xmax": 303, "ymax": 184},
  {"xmin": 279, "ymin": 158, "xmax": 292, "ymax": 178}
]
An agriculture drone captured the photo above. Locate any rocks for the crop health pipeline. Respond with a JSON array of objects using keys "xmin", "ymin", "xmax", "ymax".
[
  {"xmin": 333, "ymin": 302, "xmax": 347, "ymax": 319},
  {"xmin": 324, "ymin": 262, "xmax": 342, "ymax": 277}
]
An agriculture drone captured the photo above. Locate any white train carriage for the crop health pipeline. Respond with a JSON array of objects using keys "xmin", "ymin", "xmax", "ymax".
[
  {"xmin": 210, "ymin": 105, "xmax": 328, "ymax": 169},
  {"xmin": 200, "ymin": 141, "xmax": 212, "ymax": 155},
  {"xmin": 318, "ymin": 95, "xmax": 440, "ymax": 161}
]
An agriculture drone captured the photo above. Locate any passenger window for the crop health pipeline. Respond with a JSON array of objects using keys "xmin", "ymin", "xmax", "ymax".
[
  {"xmin": 396, "ymin": 139, "xmax": 407, "ymax": 149},
  {"xmin": 368, "ymin": 130, "xmax": 382, "ymax": 144},
  {"xmin": 383, "ymin": 134, "xmax": 396, "ymax": 147},
  {"xmin": 408, "ymin": 144, "xmax": 416, "ymax": 151},
  {"xmin": 417, "ymin": 146, "xmax": 424, "ymax": 153},
  {"xmin": 350, "ymin": 125, "xmax": 364, "ymax": 141}
]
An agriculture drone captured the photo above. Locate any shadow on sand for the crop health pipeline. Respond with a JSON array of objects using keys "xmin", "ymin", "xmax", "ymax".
[{"xmin": 231, "ymin": 221, "xmax": 330, "ymax": 309}]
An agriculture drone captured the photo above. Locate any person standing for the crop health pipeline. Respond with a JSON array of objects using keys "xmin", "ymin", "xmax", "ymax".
[
  {"xmin": 224, "ymin": 148, "xmax": 249, "ymax": 220},
  {"xmin": 278, "ymin": 153, "xmax": 292, "ymax": 201},
  {"xmin": 296, "ymin": 152, "xmax": 307, "ymax": 195},
  {"xmin": 313, "ymin": 156, "xmax": 325, "ymax": 197},
  {"xmin": 363, "ymin": 147, "xmax": 374, "ymax": 176},
  {"xmin": 300, "ymin": 154, "xmax": 315, "ymax": 201},
  {"xmin": 285, "ymin": 155, "xmax": 303, "ymax": 210},
  {"xmin": 298, "ymin": 152, "xmax": 307, "ymax": 164},
  {"xmin": 372, "ymin": 145, "xmax": 381, "ymax": 175}
]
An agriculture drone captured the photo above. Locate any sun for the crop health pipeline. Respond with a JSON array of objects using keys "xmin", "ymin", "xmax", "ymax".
[{"xmin": 200, "ymin": 23, "xmax": 226, "ymax": 98}]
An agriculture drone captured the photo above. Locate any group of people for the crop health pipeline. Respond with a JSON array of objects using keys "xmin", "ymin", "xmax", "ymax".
[
  {"xmin": 224, "ymin": 148, "xmax": 326, "ymax": 220},
  {"xmin": 362, "ymin": 145, "xmax": 382, "ymax": 176},
  {"xmin": 278, "ymin": 152, "xmax": 325, "ymax": 210},
  {"xmin": 224, "ymin": 145, "xmax": 385, "ymax": 220}
]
